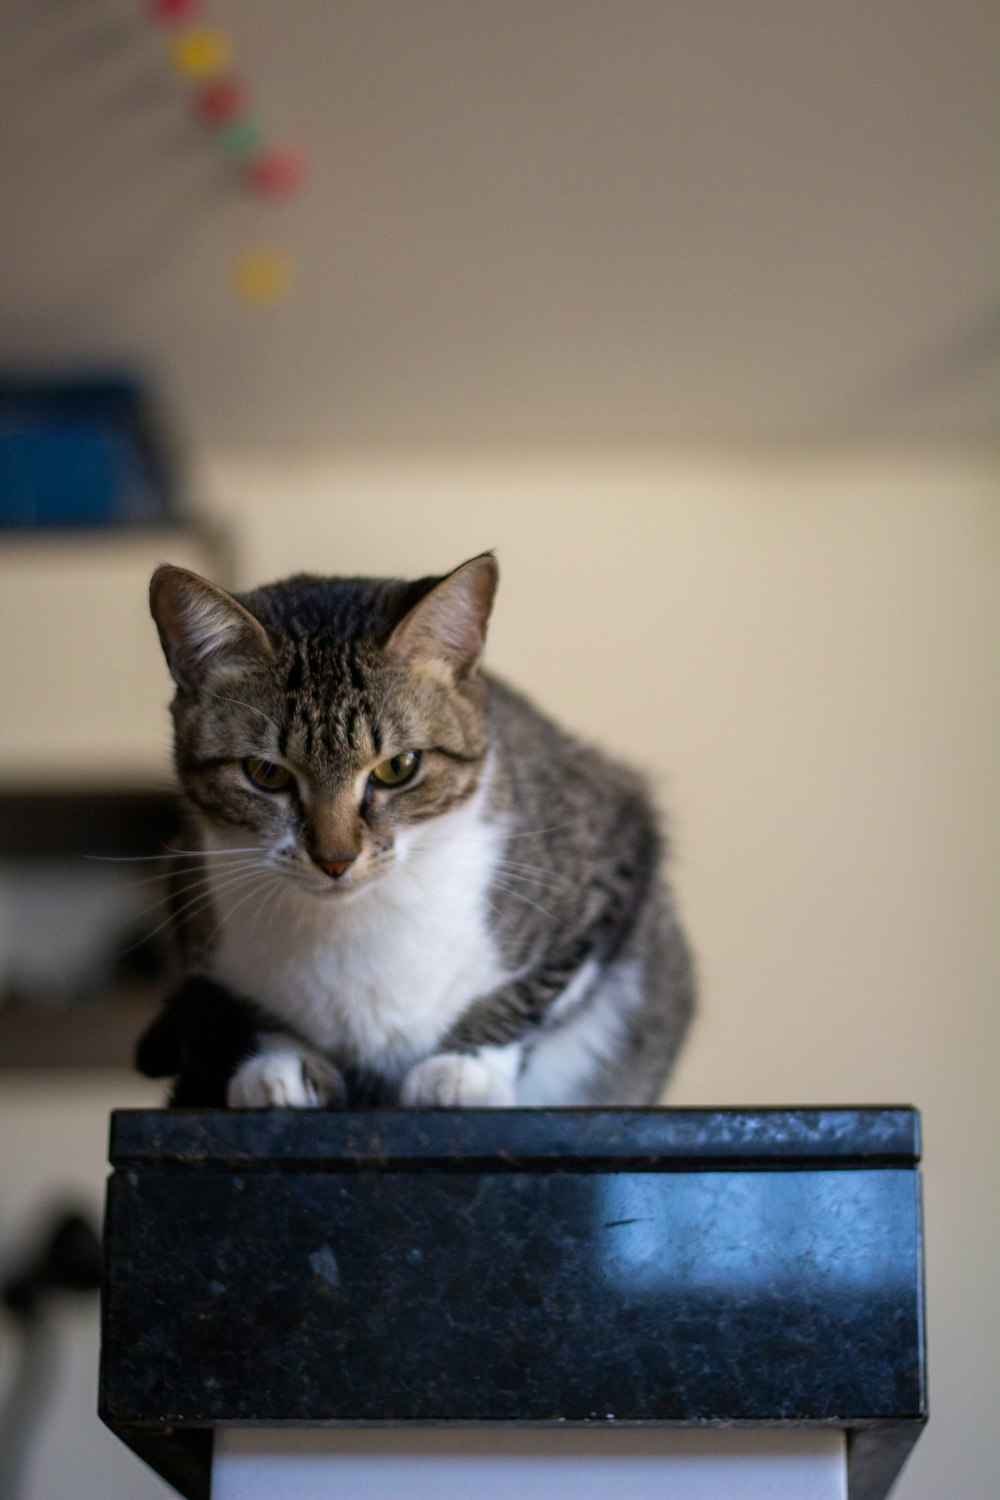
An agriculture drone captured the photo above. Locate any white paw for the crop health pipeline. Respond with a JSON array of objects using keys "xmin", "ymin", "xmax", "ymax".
[
  {"xmin": 400, "ymin": 1052, "xmax": 516, "ymax": 1107},
  {"xmin": 227, "ymin": 1047, "xmax": 346, "ymax": 1109}
]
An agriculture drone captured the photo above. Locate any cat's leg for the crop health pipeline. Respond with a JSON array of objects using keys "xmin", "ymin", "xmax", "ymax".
[
  {"xmin": 227, "ymin": 1032, "xmax": 347, "ymax": 1109},
  {"xmin": 399, "ymin": 1043, "xmax": 522, "ymax": 1107}
]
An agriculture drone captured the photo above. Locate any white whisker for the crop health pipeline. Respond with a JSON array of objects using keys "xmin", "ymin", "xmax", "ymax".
[
  {"xmin": 117, "ymin": 857, "xmax": 266, "ymax": 891},
  {"xmin": 492, "ymin": 868, "xmax": 570, "ymax": 900},
  {"xmin": 116, "ymin": 865, "xmax": 205, "ymax": 891},
  {"xmin": 501, "ymin": 820, "xmax": 595, "ymax": 841},
  {"xmin": 200, "ymin": 685, "xmax": 283, "ymax": 738},
  {"xmin": 133, "ymin": 865, "xmax": 270, "ymax": 948},
  {"xmin": 121, "ymin": 861, "xmax": 266, "ymax": 926},
  {"xmin": 413, "ymin": 818, "xmax": 593, "ymax": 861},
  {"xmin": 371, "ymin": 685, "xmax": 394, "ymax": 738},
  {"xmin": 482, "ymin": 893, "xmax": 515, "ymax": 930},
  {"xmin": 204, "ymin": 871, "xmax": 279, "ymax": 950},
  {"xmin": 490, "ymin": 878, "xmax": 561, "ymax": 925},
  {"xmin": 494, "ymin": 859, "xmax": 576, "ymax": 890},
  {"xmin": 123, "ymin": 874, "xmax": 214, "ymax": 926},
  {"xmin": 86, "ymin": 845, "xmax": 271, "ymax": 864}
]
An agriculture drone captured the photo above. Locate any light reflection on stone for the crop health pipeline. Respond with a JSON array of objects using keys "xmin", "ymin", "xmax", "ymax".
[{"xmin": 595, "ymin": 1170, "xmax": 914, "ymax": 1295}]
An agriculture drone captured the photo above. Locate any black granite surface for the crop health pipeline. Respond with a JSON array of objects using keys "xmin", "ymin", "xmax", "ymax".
[
  {"xmin": 100, "ymin": 1108, "xmax": 926, "ymax": 1500},
  {"xmin": 108, "ymin": 1104, "xmax": 920, "ymax": 1169}
]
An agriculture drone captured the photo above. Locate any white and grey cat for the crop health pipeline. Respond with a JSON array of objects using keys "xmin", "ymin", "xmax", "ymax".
[{"xmin": 137, "ymin": 553, "xmax": 694, "ymax": 1108}]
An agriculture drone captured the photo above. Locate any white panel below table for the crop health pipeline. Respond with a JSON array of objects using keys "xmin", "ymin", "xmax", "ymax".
[{"xmin": 213, "ymin": 1426, "xmax": 846, "ymax": 1500}]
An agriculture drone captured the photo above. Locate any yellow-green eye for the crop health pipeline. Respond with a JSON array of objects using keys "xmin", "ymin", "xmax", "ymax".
[
  {"xmin": 243, "ymin": 758, "xmax": 294, "ymax": 793},
  {"xmin": 370, "ymin": 750, "xmax": 421, "ymax": 787}
]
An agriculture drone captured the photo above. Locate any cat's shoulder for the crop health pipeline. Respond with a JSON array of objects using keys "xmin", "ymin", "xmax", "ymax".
[{"xmin": 482, "ymin": 672, "xmax": 658, "ymax": 831}]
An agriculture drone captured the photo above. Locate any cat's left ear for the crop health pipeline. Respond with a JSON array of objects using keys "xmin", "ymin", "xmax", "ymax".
[
  {"xmin": 387, "ymin": 553, "xmax": 498, "ymax": 678},
  {"xmin": 150, "ymin": 565, "xmax": 274, "ymax": 689}
]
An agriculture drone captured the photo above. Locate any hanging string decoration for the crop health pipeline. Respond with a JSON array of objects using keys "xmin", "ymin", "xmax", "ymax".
[{"xmin": 147, "ymin": 0, "xmax": 310, "ymax": 303}]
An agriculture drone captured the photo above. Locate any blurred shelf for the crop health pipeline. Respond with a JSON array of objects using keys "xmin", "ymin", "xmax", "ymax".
[
  {"xmin": 0, "ymin": 525, "xmax": 225, "ymax": 788},
  {"xmin": 0, "ymin": 787, "xmax": 180, "ymax": 860},
  {"xmin": 0, "ymin": 995, "xmax": 160, "ymax": 1070}
]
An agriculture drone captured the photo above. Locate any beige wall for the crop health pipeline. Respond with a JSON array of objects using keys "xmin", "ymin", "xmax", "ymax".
[
  {"xmin": 198, "ymin": 447, "xmax": 999, "ymax": 1499},
  {"xmin": 2, "ymin": 448, "xmax": 997, "ymax": 1498}
]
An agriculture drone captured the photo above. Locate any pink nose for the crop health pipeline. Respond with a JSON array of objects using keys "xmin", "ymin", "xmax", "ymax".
[{"xmin": 313, "ymin": 854, "xmax": 357, "ymax": 879}]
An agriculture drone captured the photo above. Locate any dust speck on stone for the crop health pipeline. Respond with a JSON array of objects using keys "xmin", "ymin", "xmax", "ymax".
[{"xmin": 309, "ymin": 1243, "xmax": 341, "ymax": 1287}]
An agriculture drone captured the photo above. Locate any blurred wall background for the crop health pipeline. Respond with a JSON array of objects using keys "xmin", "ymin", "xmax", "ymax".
[{"xmin": 0, "ymin": 3, "xmax": 997, "ymax": 1498}]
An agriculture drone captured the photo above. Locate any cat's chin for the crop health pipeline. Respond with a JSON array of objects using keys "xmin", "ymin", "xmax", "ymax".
[{"xmin": 298, "ymin": 870, "xmax": 385, "ymax": 903}]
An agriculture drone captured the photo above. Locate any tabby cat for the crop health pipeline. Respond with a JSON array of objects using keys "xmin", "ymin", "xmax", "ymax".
[{"xmin": 137, "ymin": 553, "xmax": 694, "ymax": 1107}]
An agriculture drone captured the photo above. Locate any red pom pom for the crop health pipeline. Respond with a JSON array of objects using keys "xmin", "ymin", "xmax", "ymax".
[
  {"xmin": 194, "ymin": 78, "xmax": 248, "ymax": 127},
  {"xmin": 148, "ymin": 0, "xmax": 204, "ymax": 23},
  {"xmin": 249, "ymin": 145, "xmax": 310, "ymax": 199}
]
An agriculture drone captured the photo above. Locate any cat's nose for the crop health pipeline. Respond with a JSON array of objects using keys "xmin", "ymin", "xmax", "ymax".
[{"xmin": 312, "ymin": 852, "xmax": 358, "ymax": 879}]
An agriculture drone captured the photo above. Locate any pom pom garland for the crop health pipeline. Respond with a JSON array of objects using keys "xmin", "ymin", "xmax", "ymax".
[
  {"xmin": 218, "ymin": 117, "xmax": 268, "ymax": 160},
  {"xmin": 232, "ymin": 248, "xmax": 296, "ymax": 304},
  {"xmin": 194, "ymin": 77, "xmax": 247, "ymax": 127},
  {"xmin": 249, "ymin": 145, "xmax": 310, "ymax": 199},
  {"xmin": 168, "ymin": 26, "xmax": 232, "ymax": 80},
  {"xmin": 145, "ymin": 1, "xmax": 309, "ymax": 299},
  {"xmin": 149, "ymin": 0, "xmax": 204, "ymax": 23}
]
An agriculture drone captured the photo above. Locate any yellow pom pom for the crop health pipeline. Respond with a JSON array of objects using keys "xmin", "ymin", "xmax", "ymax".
[
  {"xmin": 232, "ymin": 249, "xmax": 295, "ymax": 304},
  {"xmin": 169, "ymin": 26, "xmax": 232, "ymax": 79}
]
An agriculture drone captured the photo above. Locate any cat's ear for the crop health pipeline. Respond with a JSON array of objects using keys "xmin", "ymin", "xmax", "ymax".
[
  {"xmin": 386, "ymin": 553, "xmax": 498, "ymax": 678},
  {"xmin": 150, "ymin": 565, "xmax": 274, "ymax": 689}
]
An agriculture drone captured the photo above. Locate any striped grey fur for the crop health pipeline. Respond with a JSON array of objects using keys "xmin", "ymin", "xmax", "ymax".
[{"xmin": 143, "ymin": 554, "xmax": 694, "ymax": 1107}]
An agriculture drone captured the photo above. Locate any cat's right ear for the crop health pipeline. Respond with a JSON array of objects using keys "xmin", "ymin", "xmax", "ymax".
[
  {"xmin": 149, "ymin": 565, "xmax": 274, "ymax": 689},
  {"xmin": 386, "ymin": 553, "xmax": 498, "ymax": 679}
]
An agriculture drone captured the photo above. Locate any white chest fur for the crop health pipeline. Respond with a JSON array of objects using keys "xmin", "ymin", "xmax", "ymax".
[{"xmin": 206, "ymin": 791, "xmax": 511, "ymax": 1077}]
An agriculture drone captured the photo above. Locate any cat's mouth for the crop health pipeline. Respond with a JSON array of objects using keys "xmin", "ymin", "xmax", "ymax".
[
  {"xmin": 297, "ymin": 855, "xmax": 395, "ymax": 901},
  {"xmin": 306, "ymin": 875, "xmax": 366, "ymax": 900}
]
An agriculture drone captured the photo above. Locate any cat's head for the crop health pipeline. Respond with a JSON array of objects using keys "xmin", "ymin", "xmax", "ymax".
[{"xmin": 149, "ymin": 554, "xmax": 497, "ymax": 899}]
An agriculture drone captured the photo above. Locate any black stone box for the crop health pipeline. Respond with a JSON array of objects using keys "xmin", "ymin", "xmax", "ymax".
[{"xmin": 100, "ymin": 1108, "xmax": 927, "ymax": 1500}]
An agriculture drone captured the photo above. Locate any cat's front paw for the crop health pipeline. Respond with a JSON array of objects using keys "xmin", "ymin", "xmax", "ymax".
[
  {"xmin": 400, "ymin": 1052, "xmax": 516, "ymax": 1107},
  {"xmin": 227, "ymin": 1046, "xmax": 346, "ymax": 1109}
]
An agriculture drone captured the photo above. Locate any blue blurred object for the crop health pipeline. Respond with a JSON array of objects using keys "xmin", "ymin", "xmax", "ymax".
[{"xmin": 0, "ymin": 373, "xmax": 177, "ymax": 529}]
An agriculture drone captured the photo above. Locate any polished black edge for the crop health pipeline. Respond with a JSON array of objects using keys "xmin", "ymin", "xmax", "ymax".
[
  {"xmin": 847, "ymin": 1420, "xmax": 928, "ymax": 1500},
  {"xmin": 108, "ymin": 1106, "xmax": 920, "ymax": 1171},
  {"xmin": 100, "ymin": 1419, "xmax": 925, "ymax": 1500},
  {"xmin": 97, "ymin": 1423, "xmax": 211, "ymax": 1500}
]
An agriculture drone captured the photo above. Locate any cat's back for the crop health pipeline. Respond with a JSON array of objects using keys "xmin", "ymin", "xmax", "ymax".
[
  {"xmin": 478, "ymin": 672, "xmax": 693, "ymax": 1104},
  {"xmin": 482, "ymin": 672, "xmax": 663, "ymax": 897}
]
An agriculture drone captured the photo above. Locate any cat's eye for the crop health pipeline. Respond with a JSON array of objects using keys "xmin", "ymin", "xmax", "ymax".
[
  {"xmin": 243, "ymin": 758, "xmax": 294, "ymax": 793},
  {"xmin": 369, "ymin": 750, "xmax": 421, "ymax": 788}
]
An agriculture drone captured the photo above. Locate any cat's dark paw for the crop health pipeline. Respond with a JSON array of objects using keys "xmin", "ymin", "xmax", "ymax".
[
  {"xmin": 226, "ymin": 1045, "xmax": 346, "ymax": 1109},
  {"xmin": 134, "ymin": 1009, "xmax": 181, "ymax": 1078}
]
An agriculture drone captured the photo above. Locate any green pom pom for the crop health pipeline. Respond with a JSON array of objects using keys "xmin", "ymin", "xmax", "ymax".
[{"xmin": 217, "ymin": 116, "xmax": 266, "ymax": 160}]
